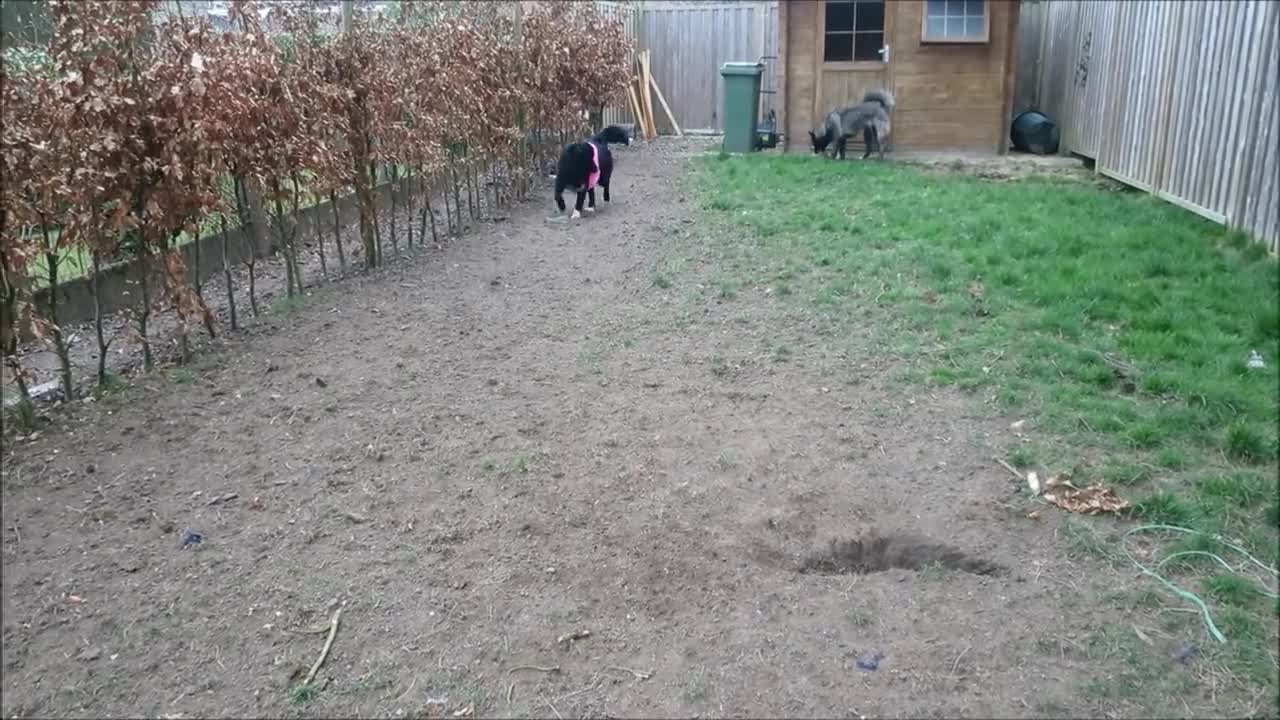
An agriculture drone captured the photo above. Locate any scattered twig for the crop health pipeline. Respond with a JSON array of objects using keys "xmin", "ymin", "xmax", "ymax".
[
  {"xmin": 557, "ymin": 675, "xmax": 603, "ymax": 701},
  {"xmin": 302, "ymin": 604, "xmax": 343, "ymax": 687},
  {"xmin": 507, "ymin": 664, "xmax": 560, "ymax": 675},
  {"xmin": 950, "ymin": 646, "xmax": 970, "ymax": 676},
  {"xmin": 605, "ymin": 665, "xmax": 652, "ymax": 681},
  {"xmin": 206, "ymin": 492, "xmax": 238, "ymax": 506},
  {"xmin": 506, "ymin": 682, "xmax": 515, "ymax": 706},
  {"xmin": 540, "ymin": 694, "xmax": 563, "ymax": 720},
  {"xmin": 993, "ymin": 456, "xmax": 1023, "ymax": 480},
  {"xmin": 286, "ymin": 625, "xmax": 332, "ymax": 635},
  {"xmin": 556, "ymin": 629, "xmax": 590, "ymax": 645}
]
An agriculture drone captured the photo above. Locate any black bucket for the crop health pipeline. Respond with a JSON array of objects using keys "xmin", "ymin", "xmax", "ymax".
[{"xmin": 1010, "ymin": 110, "xmax": 1060, "ymax": 155}]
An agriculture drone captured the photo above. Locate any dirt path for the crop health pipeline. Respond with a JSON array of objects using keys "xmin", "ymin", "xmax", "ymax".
[{"xmin": 4, "ymin": 139, "xmax": 1136, "ymax": 719}]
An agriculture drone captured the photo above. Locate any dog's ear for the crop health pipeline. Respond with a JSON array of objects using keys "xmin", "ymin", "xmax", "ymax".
[{"xmin": 808, "ymin": 130, "xmax": 816, "ymax": 141}]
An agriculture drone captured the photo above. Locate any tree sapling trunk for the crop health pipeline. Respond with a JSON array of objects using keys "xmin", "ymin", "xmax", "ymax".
[
  {"xmin": 389, "ymin": 165, "xmax": 399, "ymax": 256},
  {"xmin": 191, "ymin": 223, "xmax": 216, "ymax": 338},
  {"xmin": 406, "ymin": 167, "xmax": 415, "ymax": 249},
  {"xmin": 315, "ymin": 195, "xmax": 328, "ymax": 280},
  {"xmin": 90, "ymin": 251, "xmax": 114, "ymax": 387},
  {"xmin": 219, "ymin": 211, "xmax": 237, "ymax": 331},
  {"xmin": 39, "ymin": 221, "xmax": 73, "ymax": 399},
  {"xmin": 136, "ymin": 247, "xmax": 153, "ymax": 370},
  {"xmin": 330, "ymin": 190, "xmax": 347, "ymax": 275},
  {"xmin": 234, "ymin": 177, "xmax": 259, "ymax": 316}
]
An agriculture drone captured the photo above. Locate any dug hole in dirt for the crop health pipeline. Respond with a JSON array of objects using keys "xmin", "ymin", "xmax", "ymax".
[{"xmin": 4, "ymin": 138, "xmax": 1153, "ymax": 719}]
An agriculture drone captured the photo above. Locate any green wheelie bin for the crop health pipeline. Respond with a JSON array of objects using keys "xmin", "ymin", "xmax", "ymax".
[{"xmin": 720, "ymin": 62, "xmax": 764, "ymax": 154}]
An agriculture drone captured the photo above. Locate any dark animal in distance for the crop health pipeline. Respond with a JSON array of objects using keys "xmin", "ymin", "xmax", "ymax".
[
  {"xmin": 809, "ymin": 89, "xmax": 895, "ymax": 160},
  {"xmin": 554, "ymin": 124, "xmax": 631, "ymax": 218}
]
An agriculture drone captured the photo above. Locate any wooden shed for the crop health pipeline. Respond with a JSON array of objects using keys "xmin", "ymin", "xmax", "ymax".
[{"xmin": 777, "ymin": 0, "xmax": 1019, "ymax": 153}]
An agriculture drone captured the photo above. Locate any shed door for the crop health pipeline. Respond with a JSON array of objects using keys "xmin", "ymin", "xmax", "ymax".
[{"xmin": 815, "ymin": 0, "xmax": 893, "ymax": 149}]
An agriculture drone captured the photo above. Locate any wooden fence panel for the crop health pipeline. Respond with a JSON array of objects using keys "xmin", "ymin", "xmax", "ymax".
[
  {"xmin": 1235, "ymin": 6, "xmax": 1279, "ymax": 252},
  {"xmin": 1096, "ymin": 1, "xmax": 1181, "ymax": 191},
  {"xmin": 1155, "ymin": 1, "xmax": 1277, "ymax": 231},
  {"xmin": 638, "ymin": 1, "xmax": 778, "ymax": 133},
  {"xmin": 1026, "ymin": 0, "xmax": 1278, "ymax": 250},
  {"xmin": 1058, "ymin": 2, "xmax": 1114, "ymax": 158},
  {"xmin": 1033, "ymin": 1, "xmax": 1079, "ymax": 135},
  {"xmin": 596, "ymin": 1, "xmax": 639, "ymax": 128}
]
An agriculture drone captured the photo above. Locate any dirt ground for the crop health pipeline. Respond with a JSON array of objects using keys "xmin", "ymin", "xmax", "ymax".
[{"xmin": 0, "ymin": 138, "xmax": 1193, "ymax": 718}]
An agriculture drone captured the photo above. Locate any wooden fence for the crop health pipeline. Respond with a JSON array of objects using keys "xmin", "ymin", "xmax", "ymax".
[
  {"xmin": 1019, "ymin": 0, "xmax": 1279, "ymax": 252},
  {"xmin": 596, "ymin": 1, "xmax": 640, "ymax": 128},
  {"xmin": 637, "ymin": 1, "xmax": 778, "ymax": 133}
]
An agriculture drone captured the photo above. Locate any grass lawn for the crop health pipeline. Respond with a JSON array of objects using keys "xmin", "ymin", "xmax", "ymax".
[{"xmin": 696, "ymin": 153, "xmax": 1279, "ymax": 712}]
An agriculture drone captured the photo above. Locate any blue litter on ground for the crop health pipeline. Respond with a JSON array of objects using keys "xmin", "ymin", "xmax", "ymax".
[
  {"xmin": 180, "ymin": 531, "xmax": 203, "ymax": 549},
  {"xmin": 854, "ymin": 651, "xmax": 885, "ymax": 671}
]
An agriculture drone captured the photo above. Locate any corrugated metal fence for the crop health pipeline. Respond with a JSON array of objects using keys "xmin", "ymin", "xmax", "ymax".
[
  {"xmin": 638, "ymin": 1, "xmax": 778, "ymax": 133},
  {"xmin": 1020, "ymin": 0, "xmax": 1278, "ymax": 251}
]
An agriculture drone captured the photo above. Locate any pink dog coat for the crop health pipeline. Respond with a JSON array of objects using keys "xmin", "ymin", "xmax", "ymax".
[{"xmin": 586, "ymin": 142, "xmax": 601, "ymax": 190}]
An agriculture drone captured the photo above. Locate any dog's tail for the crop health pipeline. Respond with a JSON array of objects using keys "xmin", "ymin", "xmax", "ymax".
[
  {"xmin": 862, "ymin": 88, "xmax": 895, "ymax": 112},
  {"xmin": 592, "ymin": 125, "xmax": 632, "ymax": 146}
]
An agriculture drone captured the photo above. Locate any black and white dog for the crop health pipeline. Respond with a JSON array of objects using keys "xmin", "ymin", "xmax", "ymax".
[{"xmin": 554, "ymin": 125, "xmax": 631, "ymax": 218}]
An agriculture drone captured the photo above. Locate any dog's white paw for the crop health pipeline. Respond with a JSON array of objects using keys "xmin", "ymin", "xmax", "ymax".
[
  {"xmin": 571, "ymin": 210, "xmax": 581, "ymax": 219},
  {"xmin": 585, "ymin": 206, "xmax": 595, "ymax": 213}
]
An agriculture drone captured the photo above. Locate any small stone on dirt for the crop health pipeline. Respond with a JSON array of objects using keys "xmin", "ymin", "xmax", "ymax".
[
  {"xmin": 315, "ymin": 377, "xmax": 328, "ymax": 388},
  {"xmin": 77, "ymin": 647, "xmax": 101, "ymax": 662}
]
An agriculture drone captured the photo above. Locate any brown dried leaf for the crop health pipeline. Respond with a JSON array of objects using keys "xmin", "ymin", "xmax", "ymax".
[{"xmin": 1042, "ymin": 474, "xmax": 1129, "ymax": 515}]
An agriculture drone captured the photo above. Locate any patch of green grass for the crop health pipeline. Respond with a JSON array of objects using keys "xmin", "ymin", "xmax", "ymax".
[
  {"xmin": 1102, "ymin": 460, "xmax": 1152, "ymax": 486},
  {"xmin": 510, "ymin": 454, "xmax": 530, "ymax": 474},
  {"xmin": 1062, "ymin": 517, "xmax": 1121, "ymax": 565},
  {"xmin": 714, "ymin": 451, "xmax": 736, "ymax": 471},
  {"xmin": 1007, "ymin": 445, "xmax": 1037, "ymax": 469},
  {"xmin": 716, "ymin": 277, "xmax": 738, "ymax": 300},
  {"xmin": 697, "ymin": 155, "xmax": 1278, "ymax": 464},
  {"xmin": 1080, "ymin": 624, "xmax": 1198, "ymax": 709},
  {"xmin": 1224, "ymin": 422, "xmax": 1272, "ymax": 464},
  {"xmin": 708, "ymin": 353, "xmax": 729, "ymax": 377},
  {"xmin": 289, "ymin": 684, "xmax": 321, "ymax": 705},
  {"xmin": 847, "ymin": 606, "xmax": 873, "ymax": 627},
  {"xmin": 3, "ymin": 399, "xmax": 37, "ymax": 434},
  {"xmin": 695, "ymin": 153, "xmax": 1280, "ymax": 711},
  {"xmin": 1131, "ymin": 491, "xmax": 1197, "ymax": 525},
  {"xmin": 271, "ymin": 294, "xmax": 306, "ymax": 315},
  {"xmin": 576, "ymin": 341, "xmax": 608, "ymax": 374},
  {"xmin": 652, "ymin": 272, "xmax": 673, "ymax": 289},
  {"xmin": 1155, "ymin": 447, "xmax": 1187, "ymax": 470},
  {"xmin": 94, "ymin": 371, "xmax": 129, "ymax": 398},
  {"xmin": 1202, "ymin": 573, "xmax": 1260, "ymax": 607},
  {"xmin": 166, "ymin": 368, "xmax": 196, "ymax": 385}
]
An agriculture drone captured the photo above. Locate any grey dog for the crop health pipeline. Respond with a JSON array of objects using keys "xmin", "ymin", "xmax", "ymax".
[{"xmin": 808, "ymin": 89, "xmax": 895, "ymax": 160}]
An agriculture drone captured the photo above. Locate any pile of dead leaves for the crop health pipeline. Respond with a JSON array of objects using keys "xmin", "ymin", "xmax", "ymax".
[{"xmin": 1028, "ymin": 471, "xmax": 1130, "ymax": 514}]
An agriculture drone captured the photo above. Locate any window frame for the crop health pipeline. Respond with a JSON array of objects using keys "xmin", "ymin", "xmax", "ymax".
[
  {"xmin": 821, "ymin": 0, "xmax": 888, "ymax": 67},
  {"xmin": 920, "ymin": 0, "xmax": 990, "ymax": 45}
]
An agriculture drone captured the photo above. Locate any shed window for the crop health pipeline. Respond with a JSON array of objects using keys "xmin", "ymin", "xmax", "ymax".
[
  {"xmin": 823, "ymin": 1, "xmax": 885, "ymax": 63},
  {"xmin": 922, "ymin": 0, "xmax": 989, "ymax": 43}
]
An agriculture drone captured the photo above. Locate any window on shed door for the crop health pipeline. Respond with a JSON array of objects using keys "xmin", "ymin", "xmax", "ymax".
[
  {"xmin": 923, "ymin": 0, "xmax": 989, "ymax": 43},
  {"xmin": 823, "ymin": 1, "xmax": 885, "ymax": 63}
]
